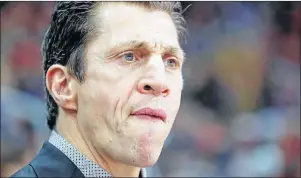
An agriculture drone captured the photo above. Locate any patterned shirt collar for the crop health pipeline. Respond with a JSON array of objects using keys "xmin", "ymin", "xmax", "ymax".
[{"xmin": 49, "ymin": 130, "xmax": 147, "ymax": 177}]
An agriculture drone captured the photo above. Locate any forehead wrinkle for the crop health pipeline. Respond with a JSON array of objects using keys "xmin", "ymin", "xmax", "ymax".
[
  {"xmin": 145, "ymin": 41, "xmax": 184, "ymax": 60},
  {"xmin": 89, "ymin": 4, "xmax": 185, "ymax": 59}
]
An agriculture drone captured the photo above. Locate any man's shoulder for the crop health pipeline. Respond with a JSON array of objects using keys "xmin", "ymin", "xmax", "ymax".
[
  {"xmin": 11, "ymin": 164, "xmax": 37, "ymax": 177},
  {"xmin": 10, "ymin": 141, "xmax": 84, "ymax": 177}
]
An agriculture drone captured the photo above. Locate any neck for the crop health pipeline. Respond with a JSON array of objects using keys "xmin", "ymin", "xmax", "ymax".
[{"xmin": 55, "ymin": 113, "xmax": 141, "ymax": 177}]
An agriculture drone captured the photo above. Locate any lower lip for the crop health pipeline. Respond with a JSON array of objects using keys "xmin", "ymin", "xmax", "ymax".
[{"xmin": 131, "ymin": 114, "xmax": 163, "ymax": 122}]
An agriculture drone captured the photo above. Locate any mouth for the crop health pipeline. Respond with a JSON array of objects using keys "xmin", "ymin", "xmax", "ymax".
[{"xmin": 130, "ymin": 107, "xmax": 167, "ymax": 122}]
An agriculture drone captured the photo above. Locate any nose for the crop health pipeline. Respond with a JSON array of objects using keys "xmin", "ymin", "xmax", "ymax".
[
  {"xmin": 137, "ymin": 54, "xmax": 170, "ymax": 97},
  {"xmin": 137, "ymin": 78, "xmax": 170, "ymax": 97}
]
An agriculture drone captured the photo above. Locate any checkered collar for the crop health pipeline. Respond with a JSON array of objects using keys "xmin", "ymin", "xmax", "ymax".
[{"xmin": 48, "ymin": 131, "xmax": 147, "ymax": 177}]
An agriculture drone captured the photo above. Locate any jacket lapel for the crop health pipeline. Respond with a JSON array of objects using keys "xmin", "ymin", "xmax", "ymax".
[{"xmin": 29, "ymin": 141, "xmax": 85, "ymax": 177}]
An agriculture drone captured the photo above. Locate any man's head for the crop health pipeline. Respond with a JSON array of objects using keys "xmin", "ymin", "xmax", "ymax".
[{"xmin": 44, "ymin": 1, "xmax": 186, "ymax": 167}]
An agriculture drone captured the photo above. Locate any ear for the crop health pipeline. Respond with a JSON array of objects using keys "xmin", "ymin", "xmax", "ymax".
[{"xmin": 46, "ymin": 64, "xmax": 78, "ymax": 112}]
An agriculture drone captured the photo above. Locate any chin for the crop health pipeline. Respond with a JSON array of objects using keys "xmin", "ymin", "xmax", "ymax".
[
  {"xmin": 138, "ymin": 157, "xmax": 160, "ymax": 167},
  {"xmin": 136, "ymin": 146, "xmax": 163, "ymax": 167},
  {"xmin": 130, "ymin": 154, "xmax": 161, "ymax": 168},
  {"xmin": 121, "ymin": 146, "xmax": 163, "ymax": 168}
]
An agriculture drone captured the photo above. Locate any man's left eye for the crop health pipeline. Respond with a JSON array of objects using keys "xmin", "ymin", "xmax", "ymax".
[
  {"xmin": 164, "ymin": 58, "xmax": 178, "ymax": 68},
  {"xmin": 122, "ymin": 52, "xmax": 135, "ymax": 62}
]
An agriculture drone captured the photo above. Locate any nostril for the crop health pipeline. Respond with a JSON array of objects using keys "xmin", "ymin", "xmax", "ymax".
[
  {"xmin": 162, "ymin": 89, "xmax": 169, "ymax": 96},
  {"xmin": 144, "ymin": 85, "xmax": 152, "ymax": 91},
  {"xmin": 162, "ymin": 89, "xmax": 169, "ymax": 94}
]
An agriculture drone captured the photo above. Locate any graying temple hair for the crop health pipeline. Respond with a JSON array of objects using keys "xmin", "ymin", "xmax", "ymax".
[{"xmin": 42, "ymin": 1, "xmax": 188, "ymax": 130}]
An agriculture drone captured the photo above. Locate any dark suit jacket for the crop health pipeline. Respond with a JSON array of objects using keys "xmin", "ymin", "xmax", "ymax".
[
  {"xmin": 11, "ymin": 141, "xmax": 85, "ymax": 177},
  {"xmin": 11, "ymin": 141, "xmax": 145, "ymax": 177}
]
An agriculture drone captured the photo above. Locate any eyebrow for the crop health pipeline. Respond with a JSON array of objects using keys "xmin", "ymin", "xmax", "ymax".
[{"xmin": 107, "ymin": 40, "xmax": 185, "ymax": 61}]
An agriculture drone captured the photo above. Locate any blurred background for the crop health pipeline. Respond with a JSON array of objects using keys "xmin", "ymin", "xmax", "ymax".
[{"xmin": 1, "ymin": 1, "xmax": 300, "ymax": 177}]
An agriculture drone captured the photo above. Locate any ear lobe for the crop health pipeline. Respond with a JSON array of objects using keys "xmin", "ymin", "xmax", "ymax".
[{"xmin": 46, "ymin": 64, "xmax": 78, "ymax": 111}]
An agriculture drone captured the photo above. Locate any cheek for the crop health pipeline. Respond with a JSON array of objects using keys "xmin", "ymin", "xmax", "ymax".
[
  {"xmin": 79, "ymin": 80, "xmax": 110, "ymax": 117},
  {"xmin": 77, "ymin": 84, "xmax": 109, "ymax": 135},
  {"xmin": 78, "ymin": 62, "xmax": 139, "ymax": 130},
  {"xmin": 77, "ymin": 64, "xmax": 120, "ymax": 130}
]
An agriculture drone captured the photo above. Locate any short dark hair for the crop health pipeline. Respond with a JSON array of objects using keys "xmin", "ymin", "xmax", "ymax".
[{"xmin": 42, "ymin": 1, "xmax": 187, "ymax": 130}]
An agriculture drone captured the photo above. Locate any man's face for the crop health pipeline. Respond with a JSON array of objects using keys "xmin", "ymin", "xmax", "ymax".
[{"xmin": 77, "ymin": 3, "xmax": 184, "ymax": 167}]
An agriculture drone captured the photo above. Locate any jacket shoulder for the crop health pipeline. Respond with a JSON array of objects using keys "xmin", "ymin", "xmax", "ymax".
[
  {"xmin": 10, "ymin": 164, "xmax": 37, "ymax": 177},
  {"xmin": 10, "ymin": 141, "xmax": 84, "ymax": 177}
]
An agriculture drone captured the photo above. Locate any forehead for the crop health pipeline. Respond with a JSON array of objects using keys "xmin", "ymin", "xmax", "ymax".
[{"xmin": 87, "ymin": 3, "xmax": 181, "ymax": 55}]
